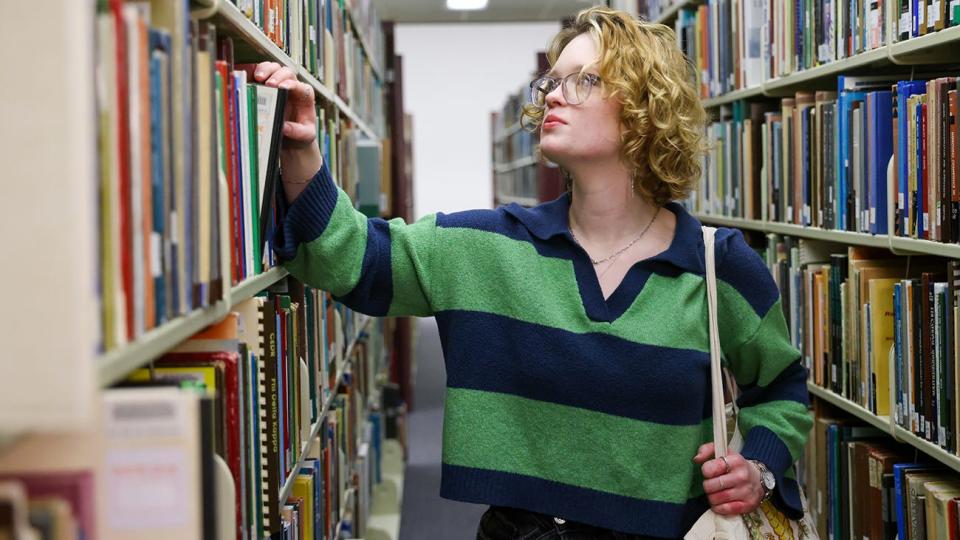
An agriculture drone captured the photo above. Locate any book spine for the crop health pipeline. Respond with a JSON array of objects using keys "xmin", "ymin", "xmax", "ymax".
[{"xmin": 259, "ymin": 297, "xmax": 281, "ymax": 536}]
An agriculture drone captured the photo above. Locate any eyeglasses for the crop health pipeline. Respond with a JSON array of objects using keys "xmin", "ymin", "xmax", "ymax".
[{"xmin": 528, "ymin": 72, "xmax": 602, "ymax": 107}]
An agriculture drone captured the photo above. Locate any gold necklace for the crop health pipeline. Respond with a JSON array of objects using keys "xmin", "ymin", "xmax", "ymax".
[{"xmin": 569, "ymin": 207, "xmax": 660, "ymax": 266}]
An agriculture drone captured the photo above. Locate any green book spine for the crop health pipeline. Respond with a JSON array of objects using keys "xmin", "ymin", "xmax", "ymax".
[{"xmin": 247, "ymin": 85, "xmax": 262, "ymax": 274}]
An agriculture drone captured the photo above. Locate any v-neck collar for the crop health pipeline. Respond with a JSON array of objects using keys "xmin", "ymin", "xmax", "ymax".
[{"xmin": 503, "ymin": 192, "xmax": 706, "ymax": 322}]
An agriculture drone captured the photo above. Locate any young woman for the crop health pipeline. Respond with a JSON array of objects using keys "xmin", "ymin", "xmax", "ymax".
[{"xmin": 255, "ymin": 6, "xmax": 811, "ymax": 539}]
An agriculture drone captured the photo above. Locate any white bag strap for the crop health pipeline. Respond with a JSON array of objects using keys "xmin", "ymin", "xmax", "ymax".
[{"xmin": 702, "ymin": 226, "xmax": 728, "ymax": 458}]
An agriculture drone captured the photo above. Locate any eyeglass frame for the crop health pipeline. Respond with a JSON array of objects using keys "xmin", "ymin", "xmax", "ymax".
[{"xmin": 528, "ymin": 71, "xmax": 603, "ymax": 107}]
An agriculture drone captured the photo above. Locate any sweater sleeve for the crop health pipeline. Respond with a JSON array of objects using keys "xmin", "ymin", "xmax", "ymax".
[
  {"xmin": 714, "ymin": 228, "xmax": 813, "ymax": 519},
  {"xmin": 271, "ymin": 163, "xmax": 437, "ymax": 317}
]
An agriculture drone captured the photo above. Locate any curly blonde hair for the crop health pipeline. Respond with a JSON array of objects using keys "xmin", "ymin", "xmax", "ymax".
[{"xmin": 523, "ymin": 7, "xmax": 707, "ymax": 206}]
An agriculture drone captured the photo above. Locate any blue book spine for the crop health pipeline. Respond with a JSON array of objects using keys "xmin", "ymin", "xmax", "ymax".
[
  {"xmin": 870, "ymin": 90, "xmax": 894, "ymax": 234},
  {"xmin": 897, "ymin": 81, "xmax": 912, "ymax": 235},
  {"xmin": 149, "ymin": 43, "xmax": 166, "ymax": 325},
  {"xmin": 893, "ymin": 463, "xmax": 926, "ymax": 540}
]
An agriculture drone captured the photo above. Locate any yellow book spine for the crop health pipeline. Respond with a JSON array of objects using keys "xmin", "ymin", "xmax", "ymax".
[{"xmin": 869, "ymin": 278, "xmax": 898, "ymax": 416}]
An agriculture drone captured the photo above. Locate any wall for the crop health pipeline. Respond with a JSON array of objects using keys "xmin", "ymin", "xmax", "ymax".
[{"xmin": 395, "ymin": 22, "xmax": 560, "ymax": 218}]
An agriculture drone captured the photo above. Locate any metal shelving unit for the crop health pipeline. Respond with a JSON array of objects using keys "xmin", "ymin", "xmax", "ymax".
[
  {"xmin": 493, "ymin": 121, "xmax": 523, "ymax": 144},
  {"xmin": 98, "ymin": 267, "xmax": 289, "ymax": 387},
  {"xmin": 194, "ymin": 0, "xmax": 381, "ymax": 139},
  {"xmin": 345, "ymin": 8, "xmax": 384, "ymax": 81},
  {"xmin": 278, "ymin": 315, "xmax": 372, "ymax": 504},
  {"xmin": 695, "ymin": 213, "xmax": 960, "ymax": 258},
  {"xmin": 806, "ymin": 384, "xmax": 891, "ymax": 433},
  {"xmin": 497, "ymin": 195, "xmax": 540, "ymax": 207},
  {"xmin": 651, "ymin": 0, "xmax": 700, "ymax": 25},
  {"xmin": 699, "ymin": 26, "xmax": 960, "ymax": 109},
  {"xmin": 806, "ymin": 384, "xmax": 960, "ymax": 474},
  {"xmin": 493, "ymin": 155, "xmax": 537, "ymax": 174},
  {"xmin": 692, "ymin": 19, "xmax": 960, "ymax": 478}
]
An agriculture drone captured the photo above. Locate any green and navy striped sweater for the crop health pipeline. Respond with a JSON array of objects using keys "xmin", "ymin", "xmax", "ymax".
[{"xmin": 274, "ymin": 164, "xmax": 813, "ymax": 538}]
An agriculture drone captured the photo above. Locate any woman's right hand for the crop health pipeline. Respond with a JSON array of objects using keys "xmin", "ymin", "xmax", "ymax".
[{"xmin": 253, "ymin": 61, "xmax": 323, "ymax": 198}]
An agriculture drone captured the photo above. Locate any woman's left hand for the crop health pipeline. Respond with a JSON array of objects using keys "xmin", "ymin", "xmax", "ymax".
[{"xmin": 693, "ymin": 442, "xmax": 765, "ymax": 515}]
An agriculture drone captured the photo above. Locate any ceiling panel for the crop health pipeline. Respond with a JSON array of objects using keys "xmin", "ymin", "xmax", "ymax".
[{"xmin": 372, "ymin": 0, "xmax": 601, "ymax": 23}]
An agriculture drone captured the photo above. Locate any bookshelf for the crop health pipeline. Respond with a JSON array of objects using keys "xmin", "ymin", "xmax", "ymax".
[
  {"xmin": 344, "ymin": 7, "xmax": 384, "ymax": 81},
  {"xmin": 492, "ymin": 121, "xmax": 522, "ymax": 144},
  {"xmin": 650, "ymin": 0, "xmax": 701, "ymax": 25},
  {"xmin": 807, "ymin": 383, "xmax": 960, "ymax": 475},
  {"xmin": 98, "ymin": 267, "xmax": 288, "ymax": 387},
  {"xmin": 197, "ymin": 0, "xmax": 383, "ymax": 138},
  {"xmin": 491, "ymin": 52, "xmax": 565, "ymax": 208},
  {"xmin": 277, "ymin": 315, "xmax": 372, "ymax": 504},
  {"xmin": 493, "ymin": 155, "xmax": 538, "ymax": 174},
  {"xmin": 664, "ymin": 0, "xmax": 960, "ymax": 532},
  {"xmin": 2, "ymin": 0, "xmax": 404, "ymax": 538},
  {"xmin": 690, "ymin": 19, "xmax": 960, "ymax": 110}
]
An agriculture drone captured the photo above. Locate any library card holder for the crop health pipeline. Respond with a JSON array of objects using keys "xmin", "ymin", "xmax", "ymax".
[{"xmin": 684, "ymin": 226, "xmax": 818, "ymax": 540}]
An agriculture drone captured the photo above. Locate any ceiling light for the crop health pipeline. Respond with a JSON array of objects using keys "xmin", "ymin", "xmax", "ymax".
[{"xmin": 446, "ymin": 0, "xmax": 488, "ymax": 10}]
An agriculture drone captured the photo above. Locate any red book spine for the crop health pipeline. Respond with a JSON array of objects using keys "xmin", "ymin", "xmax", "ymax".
[
  {"xmin": 216, "ymin": 60, "xmax": 239, "ymax": 285},
  {"xmin": 111, "ymin": 0, "xmax": 134, "ymax": 341}
]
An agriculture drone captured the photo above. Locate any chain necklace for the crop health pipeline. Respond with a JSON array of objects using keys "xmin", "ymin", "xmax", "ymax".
[{"xmin": 569, "ymin": 206, "xmax": 660, "ymax": 266}]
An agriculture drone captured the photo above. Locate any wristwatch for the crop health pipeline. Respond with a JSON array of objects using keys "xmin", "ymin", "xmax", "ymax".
[{"xmin": 750, "ymin": 460, "xmax": 776, "ymax": 501}]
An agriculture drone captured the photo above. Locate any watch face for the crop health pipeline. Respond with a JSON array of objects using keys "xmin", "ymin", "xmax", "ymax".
[{"xmin": 762, "ymin": 470, "xmax": 776, "ymax": 490}]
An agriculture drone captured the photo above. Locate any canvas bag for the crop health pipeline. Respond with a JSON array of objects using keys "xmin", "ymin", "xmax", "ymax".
[{"xmin": 684, "ymin": 226, "xmax": 818, "ymax": 540}]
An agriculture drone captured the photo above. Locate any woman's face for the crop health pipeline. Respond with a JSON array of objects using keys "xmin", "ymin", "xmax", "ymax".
[{"xmin": 538, "ymin": 33, "xmax": 623, "ymax": 170}]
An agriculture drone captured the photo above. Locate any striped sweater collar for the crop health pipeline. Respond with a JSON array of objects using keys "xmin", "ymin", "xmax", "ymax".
[{"xmin": 503, "ymin": 192, "xmax": 706, "ymax": 275}]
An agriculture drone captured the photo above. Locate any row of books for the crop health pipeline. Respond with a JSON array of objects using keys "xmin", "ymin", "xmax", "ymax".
[
  {"xmin": 762, "ymin": 234, "xmax": 960, "ymax": 456},
  {"xmin": 804, "ymin": 406, "xmax": 960, "ymax": 540},
  {"xmin": 129, "ymin": 274, "xmax": 371, "ymax": 539},
  {"xmin": 492, "ymin": 127, "xmax": 535, "ymax": 169},
  {"xmin": 95, "ymin": 0, "xmax": 384, "ymax": 352},
  {"xmin": 494, "ymin": 163, "xmax": 539, "ymax": 205},
  {"xmin": 228, "ymin": 0, "xmax": 384, "ymax": 132},
  {"xmin": 690, "ymin": 75, "xmax": 960, "ymax": 242},
  {"xmin": 0, "ymin": 278, "xmax": 386, "ymax": 540},
  {"xmin": 668, "ymin": 0, "xmax": 960, "ymax": 100},
  {"xmin": 492, "ymin": 88, "xmax": 536, "ymax": 168},
  {"xmin": 494, "ymin": 87, "xmax": 526, "ymax": 134},
  {"xmin": 96, "ymin": 2, "xmax": 240, "ymax": 350},
  {"xmin": 635, "ymin": 0, "xmax": 686, "ymax": 21}
]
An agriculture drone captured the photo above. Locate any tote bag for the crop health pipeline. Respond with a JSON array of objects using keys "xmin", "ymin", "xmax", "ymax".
[{"xmin": 684, "ymin": 226, "xmax": 818, "ymax": 540}]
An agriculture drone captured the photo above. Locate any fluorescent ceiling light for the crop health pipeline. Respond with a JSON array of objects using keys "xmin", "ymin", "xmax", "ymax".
[{"xmin": 446, "ymin": 0, "xmax": 488, "ymax": 10}]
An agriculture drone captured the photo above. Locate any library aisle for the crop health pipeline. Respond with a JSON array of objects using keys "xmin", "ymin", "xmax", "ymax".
[
  {"xmin": 398, "ymin": 319, "xmax": 486, "ymax": 540},
  {"xmin": 9, "ymin": 0, "xmax": 960, "ymax": 538}
]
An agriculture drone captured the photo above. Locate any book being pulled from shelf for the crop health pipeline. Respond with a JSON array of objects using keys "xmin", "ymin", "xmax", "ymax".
[
  {"xmin": 229, "ymin": 0, "xmax": 385, "ymax": 133},
  {"xmin": 688, "ymin": 75, "xmax": 960, "ymax": 243}
]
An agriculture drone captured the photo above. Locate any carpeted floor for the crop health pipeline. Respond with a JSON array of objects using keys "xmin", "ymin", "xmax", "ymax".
[{"xmin": 398, "ymin": 317, "xmax": 487, "ymax": 540}]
